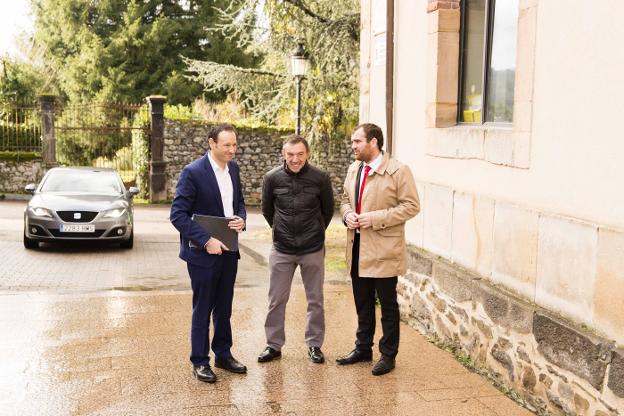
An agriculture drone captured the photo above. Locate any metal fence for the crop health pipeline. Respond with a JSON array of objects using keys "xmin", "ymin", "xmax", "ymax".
[
  {"xmin": 0, "ymin": 103, "xmax": 41, "ymax": 153},
  {"xmin": 54, "ymin": 102, "xmax": 149, "ymax": 183}
]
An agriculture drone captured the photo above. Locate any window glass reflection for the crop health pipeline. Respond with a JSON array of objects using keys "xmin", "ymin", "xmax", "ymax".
[
  {"xmin": 486, "ymin": 0, "xmax": 519, "ymax": 122},
  {"xmin": 460, "ymin": 0, "xmax": 486, "ymax": 123}
]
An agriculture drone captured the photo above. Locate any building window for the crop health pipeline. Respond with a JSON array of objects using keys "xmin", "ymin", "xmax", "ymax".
[{"xmin": 459, "ymin": 0, "xmax": 519, "ymax": 124}]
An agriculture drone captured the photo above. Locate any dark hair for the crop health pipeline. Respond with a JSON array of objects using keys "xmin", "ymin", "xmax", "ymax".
[
  {"xmin": 208, "ymin": 123, "xmax": 237, "ymax": 142},
  {"xmin": 354, "ymin": 123, "xmax": 384, "ymax": 150},
  {"xmin": 283, "ymin": 134, "xmax": 309, "ymax": 152}
]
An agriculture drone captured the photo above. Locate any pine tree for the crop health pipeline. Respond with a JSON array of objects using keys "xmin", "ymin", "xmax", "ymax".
[
  {"xmin": 185, "ymin": 0, "xmax": 360, "ymax": 140},
  {"xmin": 31, "ymin": 0, "xmax": 259, "ymax": 104}
]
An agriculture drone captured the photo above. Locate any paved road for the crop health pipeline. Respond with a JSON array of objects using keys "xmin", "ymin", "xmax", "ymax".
[
  {"xmin": 0, "ymin": 200, "xmax": 533, "ymax": 416},
  {"xmin": 0, "ymin": 201, "xmax": 270, "ymax": 292}
]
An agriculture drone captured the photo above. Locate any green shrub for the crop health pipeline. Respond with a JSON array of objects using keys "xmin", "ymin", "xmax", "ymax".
[{"xmin": 0, "ymin": 151, "xmax": 41, "ymax": 161}]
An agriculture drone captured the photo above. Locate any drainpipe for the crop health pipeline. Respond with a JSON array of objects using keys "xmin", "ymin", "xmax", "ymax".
[{"xmin": 385, "ymin": 0, "xmax": 395, "ymax": 155}]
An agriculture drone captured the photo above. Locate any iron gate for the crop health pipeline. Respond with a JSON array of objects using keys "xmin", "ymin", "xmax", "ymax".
[{"xmin": 54, "ymin": 102, "xmax": 149, "ymax": 184}]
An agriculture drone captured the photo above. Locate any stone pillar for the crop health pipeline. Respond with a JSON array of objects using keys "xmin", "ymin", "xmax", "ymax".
[
  {"xmin": 39, "ymin": 95, "xmax": 57, "ymax": 168},
  {"xmin": 425, "ymin": 0, "xmax": 460, "ymax": 127},
  {"xmin": 146, "ymin": 95, "xmax": 167, "ymax": 202}
]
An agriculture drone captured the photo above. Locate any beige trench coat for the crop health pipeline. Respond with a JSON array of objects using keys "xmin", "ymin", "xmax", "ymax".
[{"xmin": 340, "ymin": 153, "xmax": 420, "ymax": 278}]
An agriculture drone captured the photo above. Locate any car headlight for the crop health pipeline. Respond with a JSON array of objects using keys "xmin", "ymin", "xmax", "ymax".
[
  {"xmin": 102, "ymin": 208, "xmax": 126, "ymax": 218},
  {"xmin": 30, "ymin": 207, "xmax": 53, "ymax": 218}
]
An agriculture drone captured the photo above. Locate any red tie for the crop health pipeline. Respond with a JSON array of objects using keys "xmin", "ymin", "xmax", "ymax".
[{"xmin": 356, "ymin": 165, "xmax": 372, "ymax": 214}]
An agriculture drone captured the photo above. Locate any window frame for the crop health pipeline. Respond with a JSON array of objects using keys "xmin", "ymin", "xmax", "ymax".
[{"xmin": 458, "ymin": 0, "xmax": 513, "ymax": 127}]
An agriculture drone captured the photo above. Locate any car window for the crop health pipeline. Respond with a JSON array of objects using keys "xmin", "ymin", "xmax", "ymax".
[{"xmin": 40, "ymin": 171, "xmax": 122, "ymax": 194}]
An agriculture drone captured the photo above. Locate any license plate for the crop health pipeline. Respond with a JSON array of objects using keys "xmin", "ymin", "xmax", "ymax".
[{"xmin": 60, "ymin": 224, "xmax": 95, "ymax": 233}]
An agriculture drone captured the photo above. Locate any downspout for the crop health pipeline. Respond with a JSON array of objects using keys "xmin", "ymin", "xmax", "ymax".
[{"xmin": 385, "ymin": 0, "xmax": 395, "ymax": 155}]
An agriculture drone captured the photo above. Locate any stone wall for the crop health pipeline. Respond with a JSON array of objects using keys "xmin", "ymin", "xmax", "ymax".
[
  {"xmin": 0, "ymin": 159, "xmax": 44, "ymax": 195},
  {"xmin": 399, "ymin": 247, "xmax": 623, "ymax": 416},
  {"xmin": 399, "ymin": 180, "xmax": 624, "ymax": 415},
  {"xmin": 163, "ymin": 119, "xmax": 353, "ymax": 205}
]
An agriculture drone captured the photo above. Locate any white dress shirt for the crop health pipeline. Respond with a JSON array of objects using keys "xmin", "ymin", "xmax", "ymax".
[
  {"xmin": 207, "ymin": 152, "xmax": 234, "ymax": 217},
  {"xmin": 358, "ymin": 151, "xmax": 384, "ymax": 192}
]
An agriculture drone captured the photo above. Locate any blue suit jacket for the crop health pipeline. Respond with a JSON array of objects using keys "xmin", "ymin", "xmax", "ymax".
[{"xmin": 170, "ymin": 155, "xmax": 246, "ymax": 267}]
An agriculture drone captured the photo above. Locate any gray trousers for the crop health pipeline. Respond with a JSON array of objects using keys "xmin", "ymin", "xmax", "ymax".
[{"xmin": 264, "ymin": 245, "xmax": 325, "ymax": 350}]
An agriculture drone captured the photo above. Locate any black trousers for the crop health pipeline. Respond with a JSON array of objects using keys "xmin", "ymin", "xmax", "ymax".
[{"xmin": 350, "ymin": 233, "xmax": 400, "ymax": 358}]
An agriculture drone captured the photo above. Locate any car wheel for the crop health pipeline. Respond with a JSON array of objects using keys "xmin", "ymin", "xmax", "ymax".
[
  {"xmin": 120, "ymin": 230, "xmax": 133, "ymax": 249},
  {"xmin": 23, "ymin": 232, "xmax": 38, "ymax": 249}
]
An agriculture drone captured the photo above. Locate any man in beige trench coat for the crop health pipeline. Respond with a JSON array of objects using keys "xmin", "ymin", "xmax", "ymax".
[{"xmin": 336, "ymin": 123, "xmax": 420, "ymax": 376}]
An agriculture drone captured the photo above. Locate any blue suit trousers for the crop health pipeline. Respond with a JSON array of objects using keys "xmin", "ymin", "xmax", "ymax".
[{"xmin": 187, "ymin": 252, "xmax": 238, "ymax": 366}]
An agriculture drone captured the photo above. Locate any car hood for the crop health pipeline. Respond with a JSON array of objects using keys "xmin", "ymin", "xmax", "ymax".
[{"xmin": 29, "ymin": 193, "xmax": 129, "ymax": 212}]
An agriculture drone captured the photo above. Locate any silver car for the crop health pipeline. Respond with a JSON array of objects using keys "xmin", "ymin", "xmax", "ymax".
[{"xmin": 23, "ymin": 167, "xmax": 139, "ymax": 249}]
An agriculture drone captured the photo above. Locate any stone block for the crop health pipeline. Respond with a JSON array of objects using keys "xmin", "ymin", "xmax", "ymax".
[
  {"xmin": 472, "ymin": 279, "xmax": 533, "ymax": 334},
  {"xmin": 523, "ymin": 367, "xmax": 537, "ymax": 391},
  {"xmin": 435, "ymin": 32, "xmax": 460, "ymax": 103},
  {"xmin": 425, "ymin": 102, "xmax": 457, "ymax": 128},
  {"xmin": 407, "ymin": 248, "xmax": 433, "ymax": 276},
  {"xmin": 535, "ymin": 215, "xmax": 597, "ymax": 325},
  {"xmin": 427, "ymin": 0, "xmax": 461, "ymax": 13},
  {"xmin": 432, "ymin": 261, "xmax": 473, "ymax": 303},
  {"xmin": 451, "ymin": 192, "xmax": 494, "ymax": 277},
  {"xmin": 513, "ymin": 100, "xmax": 533, "ymax": 133},
  {"xmin": 515, "ymin": 5, "xmax": 537, "ymax": 103},
  {"xmin": 491, "ymin": 342, "xmax": 515, "ymax": 381},
  {"xmin": 594, "ymin": 227, "xmax": 624, "ymax": 345},
  {"xmin": 427, "ymin": 8, "xmax": 460, "ymax": 33},
  {"xmin": 405, "ymin": 183, "xmax": 425, "ymax": 247},
  {"xmin": 492, "ymin": 203, "xmax": 538, "ymax": 300},
  {"xmin": 425, "ymin": 127, "xmax": 486, "ymax": 159},
  {"xmin": 519, "ymin": 0, "xmax": 538, "ymax": 10},
  {"xmin": 484, "ymin": 130, "xmax": 515, "ymax": 166},
  {"xmin": 512, "ymin": 132, "xmax": 531, "ymax": 169},
  {"xmin": 423, "ymin": 183, "xmax": 454, "ymax": 257},
  {"xmin": 607, "ymin": 348, "xmax": 624, "ymax": 398},
  {"xmin": 533, "ymin": 313, "xmax": 613, "ymax": 391}
]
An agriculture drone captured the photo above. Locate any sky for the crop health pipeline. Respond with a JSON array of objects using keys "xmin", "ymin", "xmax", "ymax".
[{"xmin": 0, "ymin": 0, "xmax": 34, "ymax": 58}]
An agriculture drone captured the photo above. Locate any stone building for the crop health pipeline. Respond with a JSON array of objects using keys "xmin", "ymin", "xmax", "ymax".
[{"xmin": 359, "ymin": 0, "xmax": 623, "ymax": 414}]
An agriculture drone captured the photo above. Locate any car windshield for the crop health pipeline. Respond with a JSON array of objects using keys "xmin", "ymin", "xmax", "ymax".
[{"xmin": 40, "ymin": 170, "xmax": 123, "ymax": 194}]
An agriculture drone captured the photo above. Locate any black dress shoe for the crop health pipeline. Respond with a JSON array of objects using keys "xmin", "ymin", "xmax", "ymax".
[
  {"xmin": 336, "ymin": 348, "xmax": 373, "ymax": 365},
  {"xmin": 372, "ymin": 355, "xmax": 395, "ymax": 376},
  {"xmin": 214, "ymin": 356, "xmax": 247, "ymax": 374},
  {"xmin": 308, "ymin": 347, "xmax": 325, "ymax": 364},
  {"xmin": 193, "ymin": 365, "xmax": 217, "ymax": 383},
  {"xmin": 258, "ymin": 346, "xmax": 282, "ymax": 363}
]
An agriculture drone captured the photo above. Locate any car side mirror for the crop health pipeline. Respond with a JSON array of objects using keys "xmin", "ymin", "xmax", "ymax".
[
  {"xmin": 127, "ymin": 187, "xmax": 140, "ymax": 197},
  {"xmin": 24, "ymin": 184, "xmax": 36, "ymax": 194}
]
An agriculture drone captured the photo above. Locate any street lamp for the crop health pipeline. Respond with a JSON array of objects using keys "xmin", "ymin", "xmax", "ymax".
[{"xmin": 289, "ymin": 42, "xmax": 309, "ymax": 135}]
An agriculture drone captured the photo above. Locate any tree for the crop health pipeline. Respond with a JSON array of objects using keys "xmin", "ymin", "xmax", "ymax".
[
  {"xmin": 185, "ymin": 0, "xmax": 360, "ymax": 141},
  {"xmin": 30, "ymin": 0, "xmax": 260, "ymax": 105},
  {"xmin": 0, "ymin": 57, "xmax": 50, "ymax": 104}
]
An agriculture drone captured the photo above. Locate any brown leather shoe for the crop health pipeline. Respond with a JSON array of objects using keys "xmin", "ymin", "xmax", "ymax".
[
  {"xmin": 335, "ymin": 348, "xmax": 373, "ymax": 365},
  {"xmin": 192, "ymin": 365, "xmax": 217, "ymax": 383}
]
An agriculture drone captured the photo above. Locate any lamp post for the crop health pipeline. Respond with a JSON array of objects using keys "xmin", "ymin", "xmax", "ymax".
[{"xmin": 289, "ymin": 43, "xmax": 309, "ymax": 135}]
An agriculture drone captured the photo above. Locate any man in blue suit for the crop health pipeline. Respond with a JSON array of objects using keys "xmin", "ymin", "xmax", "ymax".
[{"xmin": 170, "ymin": 123, "xmax": 247, "ymax": 383}]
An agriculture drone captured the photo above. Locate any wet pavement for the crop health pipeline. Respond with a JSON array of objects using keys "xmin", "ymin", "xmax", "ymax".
[{"xmin": 0, "ymin": 201, "xmax": 532, "ymax": 415}]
